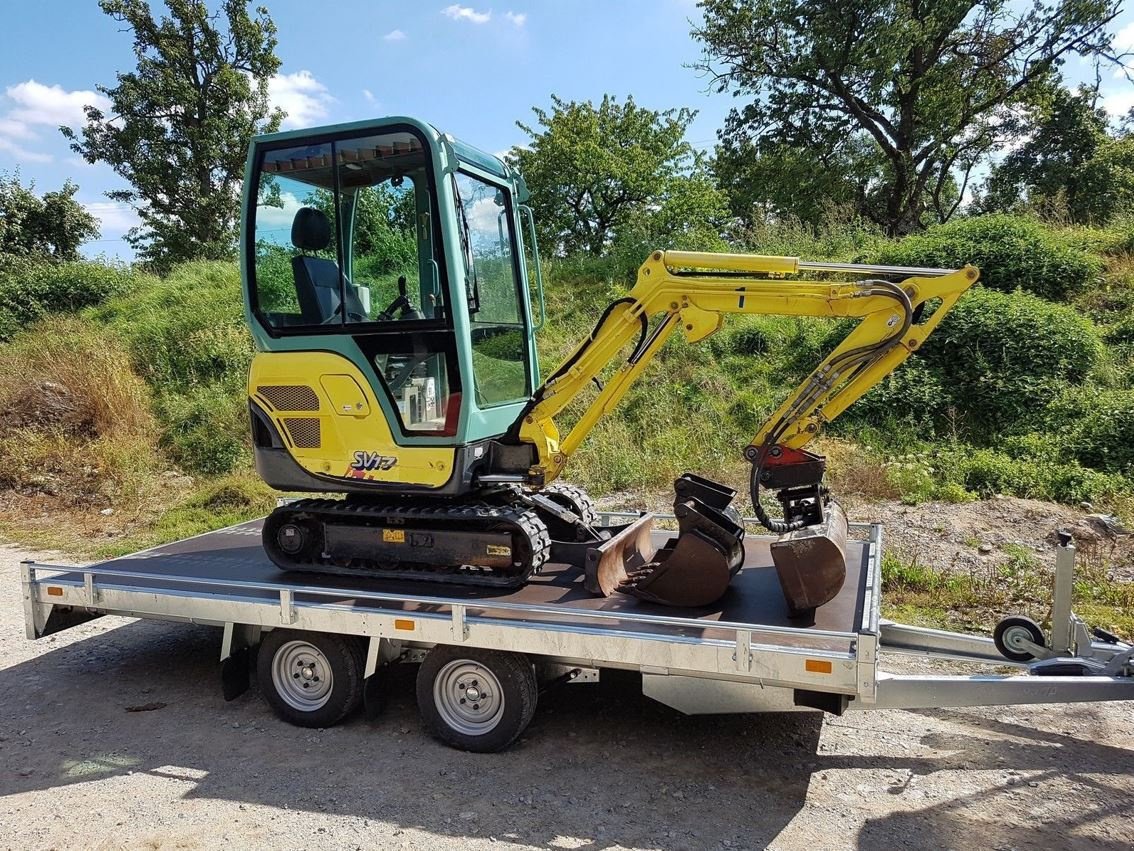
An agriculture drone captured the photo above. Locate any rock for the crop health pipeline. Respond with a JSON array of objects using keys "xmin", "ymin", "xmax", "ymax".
[
  {"xmin": 1086, "ymin": 514, "xmax": 1129, "ymax": 537},
  {"xmin": 1079, "ymin": 501, "xmax": 1093, "ymax": 511},
  {"xmin": 99, "ymin": 508, "xmax": 114, "ymax": 516},
  {"xmin": 978, "ymin": 543, "xmax": 993, "ymax": 554}
]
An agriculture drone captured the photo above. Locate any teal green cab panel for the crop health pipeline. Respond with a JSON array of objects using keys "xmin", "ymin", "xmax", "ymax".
[{"xmin": 239, "ymin": 115, "xmax": 540, "ymax": 450}]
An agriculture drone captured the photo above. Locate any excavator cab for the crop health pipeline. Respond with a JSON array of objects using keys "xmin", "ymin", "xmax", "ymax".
[{"xmin": 242, "ymin": 117, "xmax": 544, "ymax": 495}]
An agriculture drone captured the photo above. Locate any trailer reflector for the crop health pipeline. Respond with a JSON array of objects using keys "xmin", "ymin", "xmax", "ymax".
[
  {"xmin": 394, "ymin": 619, "xmax": 415, "ymax": 631},
  {"xmin": 46, "ymin": 586, "xmax": 63, "ymax": 597},
  {"xmin": 805, "ymin": 659, "xmax": 833, "ymax": 674}
]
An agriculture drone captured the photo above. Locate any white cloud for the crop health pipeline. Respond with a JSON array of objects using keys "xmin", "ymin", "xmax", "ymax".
[
  {"xmin": 1115, "ymin": 21, "xmax": 1134, "ymax": 51},
  {"xmin": 384, "ymin": 29, "xmax": 407, "ymax": 41},
  {"xmin": 84, "ymin": 201, "xmax": 139, "ymax": 234},
  {"xmin": 443, "ymin": 5, "xmax": 491, "ymax": 24},
  {"xmin": 5, "ymin": 79, "xmax": 109, "ymax": 129},
  {"xmin": 0, "ymin": 136, "xmax": 52, "ymax": 163},
  {"xmin": 269, "ymin": 71, "xmax": 334, "ymax": 130},
  {"xmin": 504, "ymin": 11, "xmax": 526, "ymax": 27},
  {"xmin": 0, "ymin": 79, "xmax": 109, "ymax": 165},
  {"xmin": 1100, "ymin": 85, "xmax": 1134, "ymax": 118},
  {"xmin": 255, "ymin": 191, "xmax": 306, "ymax": 244},
  {"xmin": 362, "ymin": 89, "xmax": 377, "ymax": 105},
  {"xmin": 0, "ymin": 116, "xmax": 35, "ymax": 140}
]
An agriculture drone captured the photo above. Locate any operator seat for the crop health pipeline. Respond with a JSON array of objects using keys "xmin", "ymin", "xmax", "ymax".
[
  {"xmin": 290, "ymin": 207, "xmax": 369, "ymax": 325},
  {"xmin": 290, "ymin": 207, "xmax": 342, "ymax": 324}
]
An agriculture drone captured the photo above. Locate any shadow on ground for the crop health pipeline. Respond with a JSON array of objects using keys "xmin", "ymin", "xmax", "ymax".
[
  {"xmin": 2, "ymin": 619, "xmax": 1131, "ymax": 849},
  {"xmin": 1, "ymin": 619, "xmax": 817, "ymax": 848}
]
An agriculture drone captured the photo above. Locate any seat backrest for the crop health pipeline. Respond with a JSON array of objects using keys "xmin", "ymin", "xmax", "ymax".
[
  {"xmin": 291, "ymin": 207, "xmax": 340, "ymax": 324},
  {"xmin": 291, "ymin": 255, "xmax": 342, "ymax": 324}
]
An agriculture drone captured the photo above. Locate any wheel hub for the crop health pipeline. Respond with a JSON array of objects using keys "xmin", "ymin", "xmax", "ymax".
[
  {"xmin": 272, "ymin": 640, "xmax": 334, "ymax": 711},
  {"xmin": 434, "ymin": 661, "xmax": 504, "ymax": 735},
  {"xmin": 277, "ymin": 523, "xmax": 308, "ymax": 555}
]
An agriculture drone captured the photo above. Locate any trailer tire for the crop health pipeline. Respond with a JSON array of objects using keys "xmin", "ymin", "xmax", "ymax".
[
  {"xmin": 993, "ymin": 615, "xmax": 1046, "ymax": 663},
  {"xmin": 257, "ymin": 629, "xmax": 364, "ymax": 728},
  {"xmin": 416, "ymin": 646, "xmax": 537, "ymax": 752}
]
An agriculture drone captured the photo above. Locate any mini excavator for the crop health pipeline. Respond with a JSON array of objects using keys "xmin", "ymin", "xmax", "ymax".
[{"xmin": 240, "ymin": 116, "xmax": 977, "ymax": 615}]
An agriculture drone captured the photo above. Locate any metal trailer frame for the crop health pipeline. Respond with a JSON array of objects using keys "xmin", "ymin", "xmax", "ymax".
[{"xmin": 18, "ymin": 517, "xmax": 1134, "ymax": 738}]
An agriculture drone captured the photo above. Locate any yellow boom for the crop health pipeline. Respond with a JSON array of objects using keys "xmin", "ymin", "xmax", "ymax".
[{"xmin": 518, "ymin": 250, "xmax": 979, "ymax": 485}]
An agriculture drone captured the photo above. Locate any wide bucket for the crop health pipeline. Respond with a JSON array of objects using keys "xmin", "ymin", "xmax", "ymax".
[
  {"xmin": 616, "ymin": 489, "xmax": 746, "ymax": 608},
  {"xmin": 769, "ymin": 500, "xmax": 849, "ymax": 617}
]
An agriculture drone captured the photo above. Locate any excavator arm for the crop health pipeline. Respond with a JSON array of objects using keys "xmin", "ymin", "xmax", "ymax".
[
  {"xmin": 511, "ymin": 250, "xmax": 977, "ymax": 614},
  {"xmin": 518, "ymin": 250, "xmax": 978, "ymax": 503}
]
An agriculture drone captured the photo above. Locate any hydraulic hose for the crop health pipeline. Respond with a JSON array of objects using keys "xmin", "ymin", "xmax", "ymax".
[{"xmin": 750, "ymin": 281, "xmax": 914, "ymax": 533}]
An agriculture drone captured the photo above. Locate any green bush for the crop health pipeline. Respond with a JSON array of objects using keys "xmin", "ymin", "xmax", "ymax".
[
  {"xmin": 920, "ymin": 287, "xmax": 1101, "ymax": 432},
  {"xmin": 95, "ymin": 261, "xmax": 252, "ymax": 388},
  {"xmin": 157, "ymin": 382, "xmax": 248, "ymax": 475},
  {"xmin": 934, "ymin": 445, "xmax": 1128, "ymax": 504},
  {"xmin": 1061, "ymin": 388, "xmax": 1134, "ymax": 474},
  {"xmin": 849, "ymin": 358, "xmax": 953, "ymax": 433},
  {"xmin": 879, "ymin": 214, "xmax": 1101, "ymax": 301},
  {"xmin": 0, "ymin": 257, "xmax": 139, "ymax": 339}
]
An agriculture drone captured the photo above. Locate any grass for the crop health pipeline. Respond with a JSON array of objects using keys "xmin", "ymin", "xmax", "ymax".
[
  {"xmin": 0, "ymin": 471, "xmax": 278, "ymax": 558},
  {"xmin": 881, "ymin": 549, "xmax": 1134, "ymax": 640},
  {"xmin": 90, "ymin": 474, "xmax": 280, "ymax": 558}
]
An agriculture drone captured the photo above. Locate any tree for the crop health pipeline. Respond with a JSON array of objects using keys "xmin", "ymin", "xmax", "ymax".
[
  {"xmin": 304, "ymin": 184, "xmax": 417, "ymax": 272},
  {"xmin": 509, "ymin": 95, "xmax": 728, "ymax": 255},
  {"xmin": 0, "ymin": 173, "xmax": 100, "ymax": 260},
  {"xmin": 712, "ymin": 133, "xmax": 882, "ymax": 228},
  {"xmin": 62, "ymin": 0, "xmax": 282, "ymax": 271},
  {"xmin": 979, "ymin": 84, "xmax": 1134, "ymax": 223},
  {"xmin": 695, "ymin": 0, "xmax": 1126, "ymax": 235}
]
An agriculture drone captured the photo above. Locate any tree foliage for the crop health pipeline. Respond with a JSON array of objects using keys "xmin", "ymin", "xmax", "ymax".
[
  {"xmin": 712, "ymin": 134, "xmax": 882, "ymax": 228},
  {"xmin": 303, "ymin": 184, "xmax": 417, "ymax": 273},
  {"xmin": 62, "ymin": 0, "xmax": 282, "ymax": 271},
  {"xmin": 695, "ymin": 0, "xmax": 1125, "ymax": 235},
  {"xmin": 0, "ymin": 173, "xmax": 100, "ymax": 261},
  {"xmin": 510, "ymin": 95, "xmax": 728, "ymax": 256},
  {"xmin": 980, "ymin": 84, "xmax": 1134, "ymax": 223}
]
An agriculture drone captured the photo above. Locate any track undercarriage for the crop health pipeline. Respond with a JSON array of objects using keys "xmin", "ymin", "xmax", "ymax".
[{"xmin": 261, "ymin": 474, "xmax": 849, "ymax": 614}]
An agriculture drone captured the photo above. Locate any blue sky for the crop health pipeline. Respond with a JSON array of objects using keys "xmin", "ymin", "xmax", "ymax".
[{"xmin": 1, "ymin": 1, "xmax": 1132, "ymax": 259}]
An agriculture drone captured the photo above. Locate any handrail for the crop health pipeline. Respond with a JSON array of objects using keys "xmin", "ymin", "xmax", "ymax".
[{"xmin": 22, "ymin": 564, "xmax": 861, "ymax": 644}]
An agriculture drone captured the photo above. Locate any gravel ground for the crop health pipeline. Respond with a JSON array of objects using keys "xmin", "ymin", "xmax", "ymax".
[{"xmin": 1, "ymin": 542, "xmax": 1132, "ymax": 851}]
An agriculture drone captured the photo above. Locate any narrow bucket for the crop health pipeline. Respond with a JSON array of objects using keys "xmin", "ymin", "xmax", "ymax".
[
  {"xmin": 769, "ymin": 500, "xmax": 849, "ymax": 617},
  {"xmin": 581, "ymin": 513, "xmax": 657, "ymax": 597}
]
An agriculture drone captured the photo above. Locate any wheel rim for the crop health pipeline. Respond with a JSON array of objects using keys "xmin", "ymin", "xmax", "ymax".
[
  {"xmin": 433, "ymin": 660, "xmax": 504, "ymax": 736},
  {"xmin": 272, "ymin": 640, "xmax": 334, "ymax": 711},
  {"xmin": 1002, "ymin": 625, "xmax": 1036, "ymax": 654}
]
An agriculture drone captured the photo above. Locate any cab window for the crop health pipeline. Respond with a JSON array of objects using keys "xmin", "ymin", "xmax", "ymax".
[
  {"xmin": 251, "ymin": 130, "xmax": 459, "ymax": 436},
  {"xmin": 454, "ymin": 171, "xmax": 530, "ymax": 407}
]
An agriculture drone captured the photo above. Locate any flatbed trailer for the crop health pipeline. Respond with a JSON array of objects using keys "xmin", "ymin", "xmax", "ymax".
[{"xmin": 19, "ymin": 514, "xmax": 1134, "ymax": 752}]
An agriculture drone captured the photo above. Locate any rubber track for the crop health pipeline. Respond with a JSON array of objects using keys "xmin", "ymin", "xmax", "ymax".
[
  {"xmin": 542, "ymin": 482, "xmax": 600, "ymax": 527},
  {"xmin": 264, "ymin": 497, "xmax": 552, "ymax": 589}
]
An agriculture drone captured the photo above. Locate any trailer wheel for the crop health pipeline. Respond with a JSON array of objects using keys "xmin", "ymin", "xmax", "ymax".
[
  {"xmin": 993, "ymin": 615, "xmax": 1046, "ymax": 662},
  {"xmin": 416, "ymin": 646, "xmax": 537, "ymax": 752},
  {"xmin": 257, "ymin": 629, "xmax": 363, "ymax": 728}
]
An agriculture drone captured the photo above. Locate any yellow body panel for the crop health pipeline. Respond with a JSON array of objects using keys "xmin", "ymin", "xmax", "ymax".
[{"xmin": 249, "ymin": 351, "xmax": 454, "ymax": 488}]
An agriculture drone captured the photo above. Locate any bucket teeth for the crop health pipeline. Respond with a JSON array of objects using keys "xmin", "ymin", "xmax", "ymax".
[{"xmin": 615, "ymin": 475, "xmax": 746, "ymax": 608}]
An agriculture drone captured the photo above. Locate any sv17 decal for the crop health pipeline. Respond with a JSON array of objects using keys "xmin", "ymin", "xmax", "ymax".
[{"xmin": 350, "ymin": 451, "xmax": 398, "ymax": 472}]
